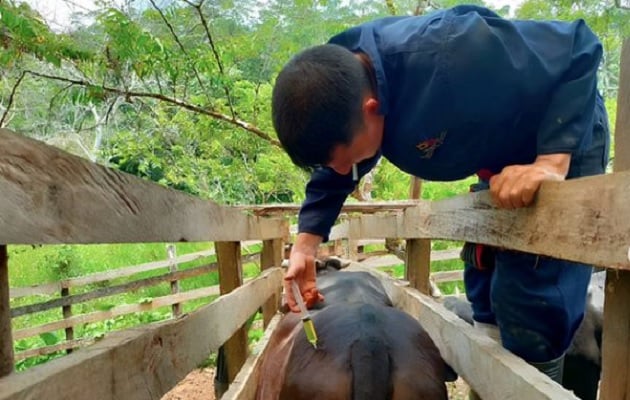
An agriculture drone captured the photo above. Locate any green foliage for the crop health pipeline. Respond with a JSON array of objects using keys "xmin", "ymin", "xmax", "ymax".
[
  {"xmin": 1, "ymin": 0, "xmax": 624, "ymax": 206},
  {"xmin": 0, "ymin": 1, "xmax": 92, "ymax": 67}
]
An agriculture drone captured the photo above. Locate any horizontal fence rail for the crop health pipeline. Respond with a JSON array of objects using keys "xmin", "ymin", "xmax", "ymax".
[{"xmin": 8, "ymin": 236, "xmax": 463, "ymax": 363}]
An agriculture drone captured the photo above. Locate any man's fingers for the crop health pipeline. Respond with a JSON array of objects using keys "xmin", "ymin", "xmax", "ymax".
[{"xmin": 282, "ymin": 277, "xmax": 299, "ymax": 313}]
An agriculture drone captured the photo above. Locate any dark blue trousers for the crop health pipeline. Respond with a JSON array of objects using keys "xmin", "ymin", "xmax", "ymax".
[{"xmin": 464, "ymin": 94, "xmax": 610, "ymax": 362}]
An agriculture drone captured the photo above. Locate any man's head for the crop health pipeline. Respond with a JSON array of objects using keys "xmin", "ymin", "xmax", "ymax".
[{"xmin": 272, "ymin": 44, "xmax": 377, "ymax": 171}]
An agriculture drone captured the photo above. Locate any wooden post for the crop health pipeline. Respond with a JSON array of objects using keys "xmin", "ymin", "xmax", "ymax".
[
  {"xmin": 166, "ymin": 244, "xmax": 182, "ymax": 318},
  {"xmin": 405, "ymin": 238, "xmax": 432, "ymax": 294},
  {"xmin": 601, "ymin": 38, "xmax": 630, "ymax": 400},
  {"xmin": 61, "ymin": 287, "xmax": 73, "ymax": 354},
  {"xmin": 260, "ymin": 239, "xmax": 283, "ymax": 328},
  {"xmin": 409, "ymin": 176, "xmax": 422, "ymax": 199},
  {"xmin": 215, "ymin": 241, "xmax": 248, "ymax": 383},
  {"xmin": 0, "ymin": 245, "xmax": 13, "ymax": 377}
]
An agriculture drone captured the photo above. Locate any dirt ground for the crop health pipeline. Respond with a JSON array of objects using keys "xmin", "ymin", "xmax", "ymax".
[
  {"xmin": 160, "ymin": 367, "xmax": 471, "ymax": 400},
  {"xmin": 161, "ymin": 368, "xmax": 216, "ymax": 400}
]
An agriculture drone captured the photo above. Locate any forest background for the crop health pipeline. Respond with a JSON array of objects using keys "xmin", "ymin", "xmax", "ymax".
[{"xmin": 1, "ymin": 0, "xmax": 628, "ymax": 370}]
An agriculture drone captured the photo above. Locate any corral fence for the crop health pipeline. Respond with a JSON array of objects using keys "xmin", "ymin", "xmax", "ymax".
[
  {"xmin": 8, "ymin": 225, "xmax": 462, "ymax": 365},
  {"xmin": 0, "ymin": 38, "xmax": 628, "ymax": 400}
]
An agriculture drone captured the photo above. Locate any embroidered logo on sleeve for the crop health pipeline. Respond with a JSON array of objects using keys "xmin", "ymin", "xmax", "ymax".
[{"xmin": 416, "ymin": 130, "xmax": 446, "ymax": 159}]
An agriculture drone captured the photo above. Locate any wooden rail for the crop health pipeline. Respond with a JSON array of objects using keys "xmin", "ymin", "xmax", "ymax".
[
  {"xmin": 0, "ymin": 269, "xmax": 284, "ymax": 400},
  {"xmin": 8, "ymin": 236, "xmax": 460, "ymax": 364},
  {"xmin": 9, "ymin": 247, "xmax": 261, "ymax": 361}
]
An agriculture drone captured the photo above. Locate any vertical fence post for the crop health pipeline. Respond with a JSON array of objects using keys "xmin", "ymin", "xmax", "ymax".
[
  {"xmin": 405, "ymin": 239, "xmax": 432, "ymax": 295},
  {"xmin": 166, "ymin": 244, "xmax": 181, "ymax": 318},
  {"xmin": 215, "ymin": 241, "xmax": 247, "ymax": 384},
  {"xmin": 261, "ymin": 239, "xmax": 283, "ymax": 328},
  {"xmin": 601, "ymin": 38, "xmax": 630, "ymax": 400},
  {"xmin": 0, "ymin": 245, "xmax": 14, "ymax": 377},
  {"xmin": 345, "ymin": 217, "xmax": 359, "ymax": 261},
  {"xmin": 61, "ymin": 286, "xmax": 73, "ymax": 354}
]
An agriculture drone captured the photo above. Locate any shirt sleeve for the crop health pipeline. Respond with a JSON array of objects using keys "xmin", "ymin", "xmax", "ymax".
[
  {"xmin": 445, "ymin": 6, "xmax": 603, "ymax": 155},
  {"xmin": 298, "ymin": 152, "xmax": 381, "ymax": 242}
]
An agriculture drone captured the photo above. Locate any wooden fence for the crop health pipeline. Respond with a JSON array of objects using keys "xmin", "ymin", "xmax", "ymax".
[
  {"xmin": 8, "ymin": 234, "xmax": 461, "ymax": 364},
  {"xmin": 0, "ymin": 38, "xmax": 628, "ymax": 400}
]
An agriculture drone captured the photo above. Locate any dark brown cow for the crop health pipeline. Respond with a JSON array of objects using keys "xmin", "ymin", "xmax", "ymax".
[{"xmin": 255, "ymin": 265, "xmax": 455, "ymax": 400}]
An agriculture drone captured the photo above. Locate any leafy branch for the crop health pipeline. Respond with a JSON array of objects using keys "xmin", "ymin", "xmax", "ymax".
[
  {"xmin": 1, "ymin": 71, "xmax": 26, "ymax": 128},
  {"xmin": 21, "ymin": 70, "xmax": 280, "ymax": 147},
  {"xmin": 182, "ymin": 0, "xmax": 237, "ymax": 120}
]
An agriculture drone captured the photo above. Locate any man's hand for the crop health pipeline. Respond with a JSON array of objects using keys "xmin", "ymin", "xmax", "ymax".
[
  {"xmin": 489, "ymin": 153, "xmax": 571, "ymax": 209},
  {"xmin": 284, "ymin": 233, "xmax": 325, "ymax": 312}
]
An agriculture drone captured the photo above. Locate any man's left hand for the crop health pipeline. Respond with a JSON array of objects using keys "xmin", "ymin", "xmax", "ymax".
[{"xmin": 489, "ymin": 153, "xmax": 571, "ymax": 209}]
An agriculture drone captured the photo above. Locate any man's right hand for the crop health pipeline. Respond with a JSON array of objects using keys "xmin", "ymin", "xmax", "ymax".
[{"xmin": 284, "ymin": 233, "xmax": 325, "ymax": 313}]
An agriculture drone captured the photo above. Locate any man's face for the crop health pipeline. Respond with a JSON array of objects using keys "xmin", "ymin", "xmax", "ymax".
[
  {"xmin": 326, "ymin": 104, "xmax": 384, "ymax": 175},
  {"xmin": 326, "ymin": 127, "xmax": 379, "ymax": 175}
]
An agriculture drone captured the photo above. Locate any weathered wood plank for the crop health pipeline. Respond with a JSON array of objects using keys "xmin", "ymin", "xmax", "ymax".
[
  {"xmin": 14, "ymin": 338, "xmax": 94, "ymax": 362},
  {"xmin": 13, "ymin": 282, "xmax": 225, "ymax": 340},
  {"xmin": 216, "ymin": 241, "xmax": 248, "ymax": 383},
  {"xmin": 9, "ymin": 249, "xmax": 217, "ymax": 298},
  {"xmin": 614, "ymin": 39, "xmax": 630, "ymax": 173},
  {"xmin": 600, "ymin": 37, "xmax": 630, "ymax": 400},
  {"xmin": 0, "ymin": 246, "xmax": 12, "ymax": 377},
  {"xmin": 348, "ymin": 171, "xmax": 630, "ymax": 269},
  {"xmin": 11, "ymin": 262, "xmax": 221, "ymax": 317},
  {"xmin": 350, "ymin": 265, "xmax": 578, "ymax": 400},
  {"xmin": 601, "ymin": 270, "xmax": 630, "ymax": 400},
  {"xmin": 0, "ymin": 267, "xmax": 283, "ymax": 400},
  {"xmin": 405, "ymin": 238, "xmax": 431, "ymax": 294},
  {"xmin": 260, "ymin": 239, "xmax": 283, "ymax": 327},
  {"xmin": 221, "ymin": 314, "xmax": 282, "ymax": 400},
  {"xmin": 0, "ymin": 129, "xmax": 286, "ymax": 244},
  {"xmin": 239, "ymin": 201, "xmax": 418, "ymax": 216}
]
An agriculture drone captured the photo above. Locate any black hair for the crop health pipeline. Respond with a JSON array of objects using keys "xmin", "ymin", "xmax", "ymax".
[{"xmin": 271, "ymin": 44, "xmax": 371, "ymax": 169}]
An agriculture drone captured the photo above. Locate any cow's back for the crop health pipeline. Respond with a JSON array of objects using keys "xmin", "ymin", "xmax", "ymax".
[{"xmin": 279, "ymin": 302, "xmax": 448, "ymax": 400}]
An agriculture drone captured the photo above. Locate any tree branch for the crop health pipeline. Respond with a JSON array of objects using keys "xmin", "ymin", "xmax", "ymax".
[
  {"xmin": 183, "ymin": 0, "xmax": 237, "ymax": 120},
  {"xmin": 0, "ymin": 71, "xmax": 26, "ymax": 128},
  {"xmin": 148, "ymin": 0, "xmax": 211, "ymax": 104},
  {"xmin": 23, "ymin": 70, "xmax": 280, "ymax": 147}
]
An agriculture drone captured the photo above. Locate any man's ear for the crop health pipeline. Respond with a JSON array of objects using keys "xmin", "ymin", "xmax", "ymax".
[{"xmin": 363, "ymin": 97, "xmax": 379, "ymax": 115}]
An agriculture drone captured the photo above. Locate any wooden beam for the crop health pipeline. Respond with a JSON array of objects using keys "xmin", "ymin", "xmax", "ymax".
[
  {"xmin": 0, "ymin": 268, "xmax": 283, "ymax": 400},
  {"xmin": 405, "ymin": 239, "xmax": 431, "ymax": 294},
  {"xmin": 351, "ymin": 265, "xmax": 578, "ymax": 400},
  {"xmin": 216, "ymin": 241, "xmax": 248, "ymax": 383},
  {"xmin": 0, "ymin": 129, "xmax": 285, "ymax": 244},
  {"xmin": 614, "ymin": 39, "xmax": 630, "ymax": 173},
  {"xmin": 10, "ymin": 262, "xmax": 223, "ymax": 317},
  {"xmin": 13, "ymin": 283, "xmax": 223, "ymax": 341},
  {"xmin": 238, "ymin": 201, "xmax": 418, "ymax": 216},
  {"xmin": 0, "ymin": 246, "xmax": 13, "ymax": 377},
  {"xmin": 221, "ymin": 315, "xmax": 282, "ymax": 400},
  {"xmin": 10, "ymin": 249, "xmax": 217, "ymax": 298},
  {"xmin": 260, "ymin": 239, "xmax": 283, "ymax": 327},
  {"xmin": 601, "ymin": 38, "xmax": 630, "ymax": 400},
  {"xmin": 347, "ymin": 170, "xmax": 630, "ymax": 269}
]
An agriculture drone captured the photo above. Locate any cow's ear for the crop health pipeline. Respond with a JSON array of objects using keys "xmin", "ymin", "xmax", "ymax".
[{"xmin": 317, "ymin": 256, "xmax": 351, "ymax": 271}]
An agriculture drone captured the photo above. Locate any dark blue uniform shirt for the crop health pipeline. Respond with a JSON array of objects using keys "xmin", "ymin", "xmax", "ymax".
[{"xmin": 299, "ymin": 5, "xmax": 604, "ymax": 241}]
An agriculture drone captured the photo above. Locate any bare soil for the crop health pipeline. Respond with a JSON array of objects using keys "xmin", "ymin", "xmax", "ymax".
[{"xmin": 161, "ymin": 368, "xmax": 216, "ymax": 400}]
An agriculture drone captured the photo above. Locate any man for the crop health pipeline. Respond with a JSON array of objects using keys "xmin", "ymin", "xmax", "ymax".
[{"xmin": 271, "ymin": 4, "xmax": 610, "ymax": 386}]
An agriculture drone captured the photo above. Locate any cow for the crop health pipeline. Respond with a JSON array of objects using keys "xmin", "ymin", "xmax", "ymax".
[
  {"xmin": 443, "ymin": 270, "xmax": 605, "ymax": 400},
  {"xmin": 253, "ymin": 260, "xmax": 457, "ymax": 400}
]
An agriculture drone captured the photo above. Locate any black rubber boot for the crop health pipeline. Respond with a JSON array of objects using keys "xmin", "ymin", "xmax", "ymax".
[{"xmin": 530, "ymin": 354, "xmax": 565, "ymax": 384}]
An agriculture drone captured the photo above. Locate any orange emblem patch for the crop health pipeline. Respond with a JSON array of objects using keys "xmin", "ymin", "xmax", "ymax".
[{"xmin": 416, "ymin": 130, "xmax": 447, "ymax": 159}]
